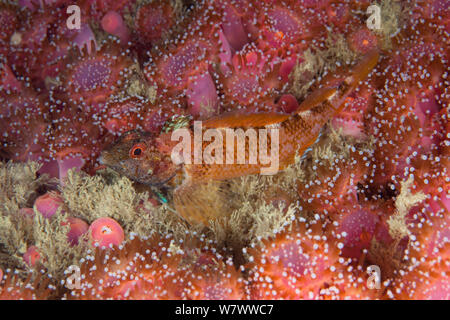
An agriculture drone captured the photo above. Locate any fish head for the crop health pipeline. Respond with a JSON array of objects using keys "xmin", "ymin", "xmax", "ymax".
[{"xmin": 100, "ymin": 130, "xmax": 180, "ymax": 186}]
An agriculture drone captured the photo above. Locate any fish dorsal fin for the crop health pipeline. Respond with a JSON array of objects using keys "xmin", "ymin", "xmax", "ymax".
[{"xmin": 202, "ymin": 111, "xmax": 290, "ymax": 128}]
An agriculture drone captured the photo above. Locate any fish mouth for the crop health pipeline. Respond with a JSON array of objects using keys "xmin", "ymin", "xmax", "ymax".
[
  {"xmin": 97, "ymin": 150, "xmax": 116, "ymax": 167},
  {"xmin": 102, "ymin": 162, "xmax": 176, "ymax": 188}
]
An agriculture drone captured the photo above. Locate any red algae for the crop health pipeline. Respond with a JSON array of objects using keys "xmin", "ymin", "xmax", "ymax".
[{"xmin": 23, "ymin": 246, "xmax": 41, "ymax": 267}]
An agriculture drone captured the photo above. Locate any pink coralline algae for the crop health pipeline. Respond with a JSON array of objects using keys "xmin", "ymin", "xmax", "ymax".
[
  {"xmin": 62, "ymin": 217, "xmax": 89, "ymax": 246},
  {"xmin": 101, "ymin": 11, "xmax": 130, "ymax": 44},
  {"xmin": 89, "ymin": 217, "xmax": 125, "ymax": 248},
  {"xmin": 23, "ymin": 246, "xmax": 42, "ymax": 267},
  {"xmin": 34, "ymin": 192, "xmax": 65, "ymax": 218},
  {"xmin": 0, "ymin": 0, "xmax": 449, "ymax": 301}
]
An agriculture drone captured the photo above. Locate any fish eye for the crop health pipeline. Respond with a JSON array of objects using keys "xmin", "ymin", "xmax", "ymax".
[{"xmin": 130, "ymin": 143, "xmax": 146, "ymax": 159}]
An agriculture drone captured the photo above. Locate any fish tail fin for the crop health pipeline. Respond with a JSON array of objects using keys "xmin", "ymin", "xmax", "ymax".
[
  {"xmin": 347, "ymin": 49, "xmax": 380, "ymax": 90},
  {"xmin": 333, "ymin": 49, "xmax": 380, "ymax": 113}
]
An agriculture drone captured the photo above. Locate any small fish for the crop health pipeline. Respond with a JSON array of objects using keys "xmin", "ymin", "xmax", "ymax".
[{"xmin": 100, "ymin": 51, "xmax": 379, "ymax": 224}]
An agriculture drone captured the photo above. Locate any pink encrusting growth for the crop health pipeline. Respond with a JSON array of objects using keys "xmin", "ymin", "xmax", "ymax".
[
  {"xmin": 349, "ymin": 28, "xmax": 378, "ymax": 54},
  {"xmin": 101, "ymin": 11, "xmax": 130, "ymax": 43},
  {"xmin": 65, "ymin": 236, "xmax": 182, "ymax": 299},
  {"xmin": 23, "ymin": 246, "xmax": 41, "ymax": 267},
  {"xmin": 186, "ymin": 71, "xmax": 219, "ymax": 118},
  {"xmin": 383, "ymin": 198, "xmax": 450, "ymax": 300},
  {"xmin": 0, "ymin": 62, "xmax": 22, "ymax": 92},
  {"xmin": 134, "ymin": 0, "xmax": 177, "ymax": 45},
  {"xmin": 0, "ymin": 7, "xmax": 17, "ymax": 41},
  {"xmin": 62, "ymin": 217, "xmax": 89, "ymax": 246},
  {"xmin": 331, "ymin": 96, "xmax": 371, "ymax": 139},
  {"xmin": 65, "ymin": 235, "xmax": 248, "ymax": 300},
  {"xmin": 34, "ymin": 192, "xmax": 65, "ymax": 219},
  {"xmin": 245, "ymin": 218, "xmax": 377, "ymax": 299},
  {"xmin": 73, "ymin": 24, "xmax": 98, "ymax": 56},
  {"xmin": 18, "ymin": 208, "xmax": 35, "ymax": 219},
  {"xmin": 331, "ymin": 207, "xmax": 380, "ymax": 260},
  {"xmin": 245, "ymin": 219, "xmax": 342, "ymax": 299},
  {"xmin": 89, "ymin": 217, "xmax": 124, "ymax": 248},
  {"xmin": 57, "ymin": 156, "xmax": 86, "ymax": 186},
  {"xmin": 0, "ymin": 267, "xmax": 51, "ymax": 300},
  {"xmin": 220, "ymin": 1, "xmax": 249, "ymax": 51}
]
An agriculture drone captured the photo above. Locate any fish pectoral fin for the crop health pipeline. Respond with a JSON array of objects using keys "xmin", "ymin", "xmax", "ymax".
[
  {"xmin": 173, "ymin": 180, "xmax": 234, "ymax": 226},
  {"xmin": 202, "ymin": 112, "xmax": 290, "ymax": 129}
]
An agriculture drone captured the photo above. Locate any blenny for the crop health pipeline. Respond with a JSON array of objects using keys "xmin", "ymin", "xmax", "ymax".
[{"xmin": 100, "ymin": 50, "xmax": 379, "ymax": 225}]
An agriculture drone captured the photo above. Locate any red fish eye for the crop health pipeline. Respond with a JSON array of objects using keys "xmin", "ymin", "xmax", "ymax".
[{"xmin": 130, "ymin": 143, "xmax": 146, "ymax": 159}]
